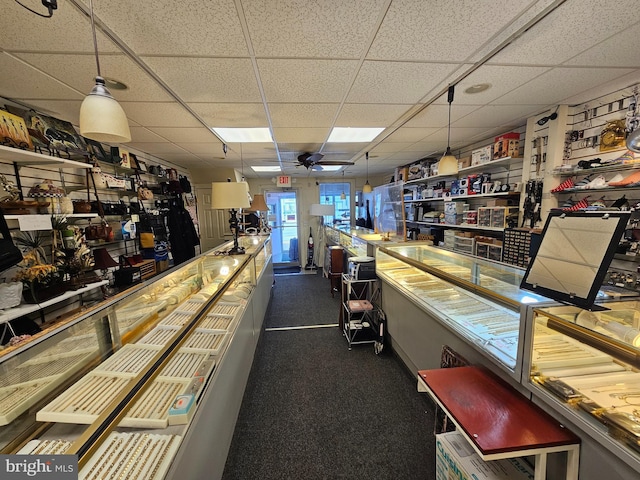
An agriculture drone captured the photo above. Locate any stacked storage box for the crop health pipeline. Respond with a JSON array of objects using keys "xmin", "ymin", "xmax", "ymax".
[
  {"xmin": 453, "ymin": 232, "xmax": 475, "ymax": 255},
  {"xmin": 444, "ymin": 201, "xmax": 465, "ymax": 225},
  {"xmin": 443, "ymin": 230, "xmax": 456, "ymax": 250}
]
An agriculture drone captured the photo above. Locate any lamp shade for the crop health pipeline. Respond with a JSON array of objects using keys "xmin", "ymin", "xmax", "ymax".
[
  {"xmin": 362, "ymin": 181, "xmax": 373, "ymax": 193},
  {"xmin": 211, "ymin": 181, "xmax": 251, "ymax": 209},
  {"xmin": 437, "ymin": 148, "xmax": 459, "ymax": 175},
  {"xmin": 628, "ymin": 128, "xmax": 640, "ymax": 153},
  {"xmin": 247, "ymin": 194, "xmax": 268, "ymax": 212},
  {"xmin": 310, "ymin": 203, "xmax": 335, "ymax": 216},
  {"xmin": 80, "ymin": 77, "xmax": 131, "ymax": 143},
  {"xmin": 93, "ymin": 247, "xmax": 118, "ymax": 270}
]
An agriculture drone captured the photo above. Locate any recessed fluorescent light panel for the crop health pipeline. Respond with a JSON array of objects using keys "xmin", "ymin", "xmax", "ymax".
[
  {"xmin": 327, "ymin": 127, "xmax": 384, "ymax": 143},
  {"xmin": 251, "ymin": 166, "xmax": 281, "ymax": 172},
  {"xmin": 316, "ymin": 165, "xmax": 343, "ymax": 171},
  {"xmin": 211, "ymin": 127, "xmax": 273, "ymax": 143}
]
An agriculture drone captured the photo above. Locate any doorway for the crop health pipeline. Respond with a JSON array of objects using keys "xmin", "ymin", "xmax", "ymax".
[{"xmin": 265, "ymin": 190, "xmax": 300, "ymax": 266}]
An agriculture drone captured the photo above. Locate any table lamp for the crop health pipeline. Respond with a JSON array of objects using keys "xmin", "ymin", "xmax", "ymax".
[
  {"xmin": 211, "ymin": 181, "xmax": 251, "ymax": 254},
  {"xmin": 247, "ymin": 194, "xmax": 270, "ymax": 235}
]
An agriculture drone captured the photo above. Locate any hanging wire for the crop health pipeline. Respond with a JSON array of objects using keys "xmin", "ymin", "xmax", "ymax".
[
  {"xmin": 88, "ymin": 0, "xmax": 102, "ymax": 77},
  {"xmin": 14, "ymin": 0, "xmax": 56, "ymax": 18}
]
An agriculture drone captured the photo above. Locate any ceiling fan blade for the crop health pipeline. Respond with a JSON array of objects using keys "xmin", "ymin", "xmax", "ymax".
[
  {"xmin": 307, "ymin": 153, "xmax": 324, "ymax": 162},
  {"xmin": 311, "ymin": 164, "xmax": 324, "ymax": 171}
]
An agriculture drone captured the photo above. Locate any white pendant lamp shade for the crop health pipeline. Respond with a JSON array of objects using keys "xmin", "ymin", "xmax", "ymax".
[
  {"xmin": 438, "ymin": 148, "xmax": 459, "ymax": 175},
  {"xmin": 436, "ymin": 85, "xmax": 458, "ymax": 175},
  {"xmin": 80, "ymin": 77, "xmax": 131, "ymax": 143},
  {"xmin": 363, "ymin": 151, "xmax": 373, "ymax": 192}
]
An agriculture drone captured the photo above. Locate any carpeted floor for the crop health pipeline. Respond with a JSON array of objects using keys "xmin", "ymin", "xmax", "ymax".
[{"xmin": 222, "ymin": 271, "xmax": 436, "ymax": 480}]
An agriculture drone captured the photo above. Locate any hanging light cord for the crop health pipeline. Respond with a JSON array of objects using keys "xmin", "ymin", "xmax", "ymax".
[
  {"xmin": 14, "ymin": 0, "xmax": 56, "ymax": 18},
  {"xmin": 365, "ymin": 152, "xmax": 369, "ymax": 181},
  {"xmin": 446, "ymin": 85, "xmax": 455, "ymax": 151},
  {"xmin": 89, "ymin": 0, "xmax": 101, "ymax": 77}
]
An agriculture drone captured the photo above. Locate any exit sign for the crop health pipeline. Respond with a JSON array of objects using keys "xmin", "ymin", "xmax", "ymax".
[{"xmin": 276, "ymin": 175, "xmax": 291, "ymax": 187}]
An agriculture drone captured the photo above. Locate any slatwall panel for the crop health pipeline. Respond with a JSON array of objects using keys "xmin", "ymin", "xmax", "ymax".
[
  {"xmin": 561, "ymin": 86, "xmax": 638, "ymax": 210},
  {"xmin": 0, "ymin": 130, "xmax": 194, "ymax": 333}
]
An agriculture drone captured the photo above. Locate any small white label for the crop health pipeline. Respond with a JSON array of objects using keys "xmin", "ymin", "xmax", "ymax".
[{"xmin": 17, "ymin": 215, "xmax": 52, "ymax": 231}]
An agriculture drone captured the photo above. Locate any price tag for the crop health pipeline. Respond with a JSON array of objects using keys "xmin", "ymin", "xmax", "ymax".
[
  {"xmin": 276, "ymin": 175, "xmax": 291, "ymax": 187},
  {"xmin": 17, "ymin": 215, "xmax": 52, "ymax": 231}
]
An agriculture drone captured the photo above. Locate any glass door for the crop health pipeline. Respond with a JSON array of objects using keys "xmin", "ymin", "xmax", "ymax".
[{"xmin": 265, "ymin": 190, "xmax": 300, "ymax": 265}]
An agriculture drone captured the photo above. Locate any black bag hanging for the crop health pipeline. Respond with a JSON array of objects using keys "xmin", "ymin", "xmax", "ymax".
[{"xmin": 179, "ymin": 176, "xmax": 192, "ymax": 193}]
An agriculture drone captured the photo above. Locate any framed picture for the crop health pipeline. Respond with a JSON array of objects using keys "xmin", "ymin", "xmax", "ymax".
[
  {"xmin": 0, "ymin": 109, "xmax": 33, "ymax": 150},
  {"xmin": 130, "ymin": 153, "xmax": 146, "ymax": 171},
  {"xmin": 20, "ymin": 111, "xmax": 86, "ymax": 158},
  {"xmin": 85, "ymin": 138, "xmax": 110, "ymax": 163},
  {"xmin": 119, "ymin": 148, "xmax": 131, "ymax": 168}
]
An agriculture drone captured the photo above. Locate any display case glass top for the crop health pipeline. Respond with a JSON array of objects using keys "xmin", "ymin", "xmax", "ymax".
[
  {"xmin": 529, "ymin": 301, "xmax": 640, "ymax": 471},
  {"xmin": 380, "ymin": 243, "xmax": 549, "ymax": 307},
  {"xmin": 376, "ymin": 245, "xmax": 550, "ymax": 373},
  {"xmin": 0, "ymin": 236, "xmax": 271, "ymax": 478}
]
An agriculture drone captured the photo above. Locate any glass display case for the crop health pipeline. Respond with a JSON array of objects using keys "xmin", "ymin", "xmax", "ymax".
[
  {"xmin": 0, "ymin": 236, "xmax": 272, "ymax": 479},
  {"xmin": 374, "ymin": 183, "xmax": 405, "ymax": 240},
  {"xmin": 528, "ymin": 302, "xmax": 640, "ymax": 472},
  {"xmin": 324, "ymin": 225, "xmax": 383, "ymax": 257},
  {"xmin": 376, "ymin": 244, "xmax": 550, "ymax": 373}
]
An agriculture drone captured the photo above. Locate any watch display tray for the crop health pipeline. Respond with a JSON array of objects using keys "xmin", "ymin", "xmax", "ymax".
[{"xmin": 79, "ymin": 431, "xmax": 182, "ymax": 480}]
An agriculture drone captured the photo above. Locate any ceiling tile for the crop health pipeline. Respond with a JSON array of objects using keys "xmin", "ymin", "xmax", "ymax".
[
  {"xmin": 126, "ymin": 142, "xmax": 190, "ymax": 155},
  {"xmin": 490, "ymin": 1, "xmax": 640, "ymax": 65},
  {"xmin": 336, "ymin": 104, "xmax": 412, "ymax": 127},
  {"xmin": 142, "ymin": 57, "xmax": 261, "ymax": 103},
  {"xmin": 148, "ymin": 127, "xmax": 220, "ymax": 144},
  {"xmin": 564, "ymin": 23, "xmax": 640, "ymax": 67},
  {"xmin": 347, "ymin": 61, "xmax": 458, "ymax": 104},
  {"xmin": 14, "ymin": 53, "xmax": 173, "ymax": 102},
  {"xmin": 176, "ymin": 143, "xmax": 228, "ymax": 157},
  {"xmin": 493, "ymin": 67, "xmax": 636, "ymax": 105},
  {"xmin": 453, "ymin": 105, "xmax": 544, "ymax": 128},
  {"xmin": 129, "ymin": 126, "xmax": 172, "ymax": 143},
  {"xmin": 367, "ymin": 0, "xmax": 533, "ymax": 62},
  {"xmin": 272, "ymin": 127, "xmax": 330, "ymax": 143},
  {"xmin": 2, "ymin": 0, "xmax": 117, "ymax": 53},
  {"xmin": 383, "ymin": 128, "xmax": 439, "ymax": 143},
  {"xmin": 405, "ymin": 104, "xmax": 480, "ymax": 128},
  {"xmin": 455, "ymin": 65, "xmax": 552, "ymax": 105},
  {"xmin": 189, "ymin": 103, "xmax": 268, "ymax": 128},
  {"xmin": 121, "ymin": 102, "xmax": 203, "ymax": 128},
  {"xmin": 268, "ymin": 104, "xmax": 339, "ymax": 128},
  {"xmin": 243, "ymin": 0, "xmax": 388, "ymax": 58},
  {"xmin": 257, "ymin": 59, "xmax": 359, "ymax": 103},
  {"xmin": 93, "ymin": 0, "xmax": 248, "ymax": 56},
  {"xmin": 370, "ymin": 142, "xmax": 417, "ymax": 153},
  {"xmin": 0, "ymin": 53, "xmax": 84, "ymax": 100}
]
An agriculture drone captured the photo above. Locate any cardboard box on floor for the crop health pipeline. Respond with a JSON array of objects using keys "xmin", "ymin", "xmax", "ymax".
[{"xmin": 436, "ymin": 431, "xmax": 534, "ymax": 480}]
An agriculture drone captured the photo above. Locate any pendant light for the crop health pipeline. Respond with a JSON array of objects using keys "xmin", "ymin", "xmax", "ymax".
[
  {"xmin": 363, "ymin": 152, "xmax": 372, "ymax": 193},
  {"xmin": 340, "ymin": 171, "xmax": 346, "ymax": 200},
  {"xmin": 437, "ymin": 85, "xmax": 458, "ymax": 175},
  {"xmin": 79, "ymin": 0, "xmax": 131, "ymax": 143}
]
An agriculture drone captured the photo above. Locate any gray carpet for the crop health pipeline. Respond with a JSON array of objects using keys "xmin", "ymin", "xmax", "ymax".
[{"xmin": 222, "ymin": 271, "xmax": 436, "ymax": 480}]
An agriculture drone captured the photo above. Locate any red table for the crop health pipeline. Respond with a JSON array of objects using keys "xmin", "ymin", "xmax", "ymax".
[{"xmin": 418, "ymin": 366, "xmax": 580, "ymax": 480}]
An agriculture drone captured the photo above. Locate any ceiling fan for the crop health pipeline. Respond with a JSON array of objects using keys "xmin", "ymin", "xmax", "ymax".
[{"xmin": 296, "ymin": 152, "xmax": 355, "ymax": 170}]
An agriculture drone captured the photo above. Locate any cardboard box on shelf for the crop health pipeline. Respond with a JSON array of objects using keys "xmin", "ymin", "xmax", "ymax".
[
  {"xmin": 458, "ymin": 156, "xmax": 472, "ymax": 169},
  {"xmin": 493, "ymin": 132, "xmax": 521, "ymax": 159},
  {"xmin": 484, "ymin": 199, "xmax": 509, "ymax": 207},
  {"xmin": 471, "ymin": 146, "xmax": 492, "ymax": 166},
  {"xmin": 436, "ymin": 431, "xmax": 534, "ymax": 480}
]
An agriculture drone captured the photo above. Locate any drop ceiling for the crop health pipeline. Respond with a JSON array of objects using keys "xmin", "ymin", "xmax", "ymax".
[{"xmin": 1, "ymin": 0, "xmax": 639, "ymax": 178}]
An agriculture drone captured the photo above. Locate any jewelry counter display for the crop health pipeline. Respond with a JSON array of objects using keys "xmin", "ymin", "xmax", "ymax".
[
  {"xmin": 379, "ymin": 264, "xmax": 521, "ymax": 364},
  {"xmin": 79, "ymin": 432, "xmax": 181, "ymax": 480},
  {"xmin": 0, "ymin": 332, "xmax": 98, "ymax": 425},
  {"xmin": 18, "ymin": 439, "xmax": 73, "ymax": 455},
  {"xmin": 530, "ymin": 319, "xmax": 640, "ymax": 452}
]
